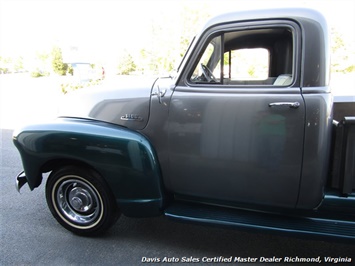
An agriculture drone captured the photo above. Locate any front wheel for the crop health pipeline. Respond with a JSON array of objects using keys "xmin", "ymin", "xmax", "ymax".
[{"xmin": 46, "ymin": 166, "xmax": 120, "ymax": 236}]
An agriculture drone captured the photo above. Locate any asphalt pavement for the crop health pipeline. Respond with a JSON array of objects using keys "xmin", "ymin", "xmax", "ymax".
[
  {"xmin": 1, "ymin": 128, "xmax": 355, "ymax": 265},
  {"xmin": 1, "ymin": 75, "xmax": 355, "ymax": 265}
]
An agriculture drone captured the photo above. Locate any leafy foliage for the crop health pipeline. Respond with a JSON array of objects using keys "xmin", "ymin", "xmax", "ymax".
[
  {"xmin": 0, "ymin": 56, "xmax": 24, "ymax": 74},
  {"xmin": 1, "ymin": 6, "xmax": 354, "ymax": 78},
  {"xmin": 117, "ymin": 51, "xmax": 136, "ymax": 75},
  {"xmin": 30, "ymin": 69, "xmax": 50, "ymax": 78},
  {"xmin": 51, "ymin": 46, "xmax": 68, "ymax": 76},
  {"xmin": 60, "ymin": 79, "xmax": 102, "ymax": 94},
  {"xmin": 331, "ymin": 28, "xmax": 355, "ymax": 73},
  {"xmin": 115, "ymin": 5, "xmax": 211, "ymax": 76}
]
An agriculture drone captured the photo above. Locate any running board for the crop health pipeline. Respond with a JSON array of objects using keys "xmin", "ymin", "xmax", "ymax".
[{"xmin": 164, "ymin": 201, "xmax": 355, "ymax": 242}]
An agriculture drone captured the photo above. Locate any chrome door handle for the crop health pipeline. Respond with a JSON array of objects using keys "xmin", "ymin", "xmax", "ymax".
[{"xmin": 268, "ymin": 102, "xmax": 300, "ymax": 109}]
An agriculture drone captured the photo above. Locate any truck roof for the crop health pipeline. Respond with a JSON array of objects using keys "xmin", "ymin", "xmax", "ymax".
[{"xmin": 202, "ymin": 8, "xmax": 328, "ymax": 31}]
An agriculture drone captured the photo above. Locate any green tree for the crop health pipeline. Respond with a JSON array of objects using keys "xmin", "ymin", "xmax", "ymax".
[
  {"xmin": 178, "ymin": 5, "xmax": 211, "ymax": 57},
  {"xmin": 30, "ymin": 51, "xmax": 51, "ymax": 77},
  {"xmin": 13, "ymin": 56, "xmax": 24, "ymax": 72},
  {"xmin": 134, "ymin": 4, "xmax": 211, "ymax": 75},
  {"xmin": 51, "ymin": 46, "xmax": 68, "ymax": 75},
  {"xmin": 117, "ymin": 51, "xmax": 137, "ymax": 75},
  {"xmin": 331, "ymin": 28, "xmax": 355, "ymax": 73},
  {"xmin": 0, "ymin": 56, "xmax": 12, "ymax": 74}
]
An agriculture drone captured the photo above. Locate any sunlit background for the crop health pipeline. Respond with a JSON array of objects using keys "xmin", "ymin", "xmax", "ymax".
[
  {"xmin": 0, "ymin": 0, "xmax": 354, "ymax": 129},
  {"xmin": 1, "ymin": 0, "xmax": 354, "ymax": 74}
]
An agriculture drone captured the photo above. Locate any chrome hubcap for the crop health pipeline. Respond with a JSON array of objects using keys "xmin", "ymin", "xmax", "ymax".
[
  {"xmin": 55, "ymin": 178, "xmax": 101, "ymax": 226},
  {"xmin": 68, "ymin": 187, "xmax": 92, "ymax": 212}
]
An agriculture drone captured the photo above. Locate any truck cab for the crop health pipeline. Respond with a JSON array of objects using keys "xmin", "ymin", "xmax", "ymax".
[{"xmin": 13, "ymin": 8, "xmax": 355, "ymax": 240}]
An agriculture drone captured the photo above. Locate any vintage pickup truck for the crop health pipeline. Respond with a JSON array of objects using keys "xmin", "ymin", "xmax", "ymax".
[{"xmin": 13, "ymin": 8, "xmax": 355, "ymax": 240}]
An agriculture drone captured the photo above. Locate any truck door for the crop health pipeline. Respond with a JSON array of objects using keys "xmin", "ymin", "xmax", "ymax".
[{"xmin": 168, "ymin": 23, "xmax": 305, "ymax": 208}]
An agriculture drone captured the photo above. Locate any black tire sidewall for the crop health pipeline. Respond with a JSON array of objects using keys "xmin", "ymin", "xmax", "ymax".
[{"xmin": 46, "ymin": 166, "xmax": 119, "ymax": 236}]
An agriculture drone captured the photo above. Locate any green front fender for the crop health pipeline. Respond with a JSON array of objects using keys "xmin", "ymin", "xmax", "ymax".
[{"xmin": 13, "ymin": 118, "xmax": 164, "ymax": 217}]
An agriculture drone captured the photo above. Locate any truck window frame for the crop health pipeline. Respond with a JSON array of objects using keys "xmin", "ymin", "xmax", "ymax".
[{"xmin": 181, "ymin": 20, "xmax": 301, "ymax": 90}]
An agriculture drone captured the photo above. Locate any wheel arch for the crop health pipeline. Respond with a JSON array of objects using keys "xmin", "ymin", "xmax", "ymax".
[
  {"xmin": 42, "ymin": 158, "xmax": 95, "ymax": 173},
  {"xmin": 22, "ymin": 158, "xmax": 98, "ymax": 191},
  {"xmin": 13, "ymin": 118, "xmax": 165, "ymax": 217}
]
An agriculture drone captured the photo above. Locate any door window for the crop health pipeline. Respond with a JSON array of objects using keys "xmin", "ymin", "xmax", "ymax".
[
  {"xmin": 190, "ymin": 35, "xmax": 222, "ymax": 83},
  {"xmin": 189, "ymin": 27, "xmax": 294, "ymax": 86}
]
